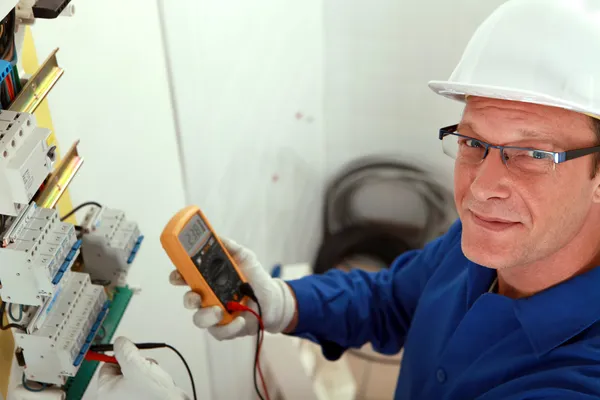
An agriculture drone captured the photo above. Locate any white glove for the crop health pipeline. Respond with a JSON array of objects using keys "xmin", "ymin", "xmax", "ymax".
[
  {"xmin": 97, "ymin": 336, "xmax": 190, "ymax": 400},
  {"xmin": 169, "ymin": 237, "xmax": 297, "ymax": 340}
]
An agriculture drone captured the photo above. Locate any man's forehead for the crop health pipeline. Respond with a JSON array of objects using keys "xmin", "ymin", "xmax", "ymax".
[
  {"xmin": 463, "ymin": 97, "xmax": 558, "ymax": 118},
  {"xmin": 460, "ymin": 96, "xmax": 594, "ymax": 144}
]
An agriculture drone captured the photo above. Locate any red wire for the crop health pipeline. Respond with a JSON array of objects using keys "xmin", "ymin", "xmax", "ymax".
[
  {"xmin": 5, "ymin": 74, "xmax": 13, "ymax": 101},
  {"xmin": 226, "ymin": 302, "xmax": 270, "ymax": 400},
  {"xmin": 85, "ymin": 351, "xmax": 118, "ymax": 364}
]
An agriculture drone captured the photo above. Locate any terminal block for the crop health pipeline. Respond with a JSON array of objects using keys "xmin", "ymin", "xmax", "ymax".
[
  {"xmin": 80, "ymin": 207, "xmax": 143, "ymax": 286},
  {"xmin": 0, "ymin": 204, "xmax": 79, "ymax": 305},
  {"xmin": 0, "ymin": 111, "xmax": 55, "ymax": 216},
  {"xmin": 15, "ymin": 271, "xmax": 109, "ymax": 385}
]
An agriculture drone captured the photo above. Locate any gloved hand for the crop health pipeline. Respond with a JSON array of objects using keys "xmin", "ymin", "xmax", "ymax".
[
  {"xmin": 169, "ymin": 237, "xmax": 297, "ymax": 340},
  {"xmin": 97, "ymin": 336, "xmax": 190, "ymax": 400}
]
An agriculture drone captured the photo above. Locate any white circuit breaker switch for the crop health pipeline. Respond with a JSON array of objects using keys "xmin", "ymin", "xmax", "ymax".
[
  {"xmin": 0, "ymin": 111, "xmax": 54, "ymax": 216},
  {"xmin": 0, "ymin": 206, "xmax": 80, "ymax": 305},
  {"xmin": 81, "ymin": 208, "xmax": 143, "ymax": 284},
  {"xmin": 15, "ymin": 272, "xmax": 110, "ymax": 385},
  {"xmin": 16, "ymin": 0, "xmax": 36, "ymax": 25}
]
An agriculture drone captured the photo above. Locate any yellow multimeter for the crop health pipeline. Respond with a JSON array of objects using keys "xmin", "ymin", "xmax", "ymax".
[{"xmin": 160, "ymin": 205, "xmax": 249, "ymax": 325}]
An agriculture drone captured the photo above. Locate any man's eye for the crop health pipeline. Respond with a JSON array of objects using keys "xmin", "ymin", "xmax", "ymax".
[{"xmin": 465, "ymin": 139, "xmax": 484, "ymax": 149}]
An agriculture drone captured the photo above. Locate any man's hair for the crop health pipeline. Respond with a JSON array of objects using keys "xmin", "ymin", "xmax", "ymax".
[{"xmin": 590, "ymin": 117, "xmax": 600, "ymax": 178}]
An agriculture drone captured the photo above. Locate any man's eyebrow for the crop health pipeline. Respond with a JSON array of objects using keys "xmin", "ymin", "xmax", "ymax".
[
  {"xmin": 458, "ymin": 122, "xmax": 553, "ymax": 141},
  {"xmin": 457, "ymin": 122, "xmax": 480, "ymax": 137}
]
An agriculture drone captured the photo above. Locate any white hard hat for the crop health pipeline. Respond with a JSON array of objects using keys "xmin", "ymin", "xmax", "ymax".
[{"xmin": 429, "ymin": 0, "xmax": 600, "ymax": 118}]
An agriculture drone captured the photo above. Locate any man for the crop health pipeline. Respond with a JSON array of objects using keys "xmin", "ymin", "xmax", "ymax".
[{"xmin": 99, "ymin": 0, "xmax": 600, "ymax": 398}]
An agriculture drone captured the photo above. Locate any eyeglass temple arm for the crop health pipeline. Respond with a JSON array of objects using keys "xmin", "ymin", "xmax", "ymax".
[
  {"xmin": 562, "ymin": 146, "xmax": 600, "ymax": 162},
  {"xmin": 439, "ymin": 124, "xmax": 459, "ymax": 139}
]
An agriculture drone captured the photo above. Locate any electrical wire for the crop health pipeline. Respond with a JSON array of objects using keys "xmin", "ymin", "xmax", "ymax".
[
  {"xmin": 85, "ymin": 350, "xmax": 117, "ymax": 364},
  {"xmin": 0, "ymin": 83, "xmax": 9, "ymax": 109},
  {"xmin": 313, "ymin": 157, "xmax": 456, "ymax": 366},
  {"xmin": 60, "ymin": 201, "xmax": 102, "ymax": 221},
  {"xmin": 0, "ymin": 9, "xmax": 15, "ymax": 62},
  {"xmin": 88, "ymin": 342, "xmax": 197, "ymax": 400},
  {"xmin": 11, "ymin": 66, "xmax": 21, "ymax": 93},
  {"xmin": 5, "ymin": 72, "xmax": 14, "ymax": 100},
  {"xmin": 0, "ymin": 7, "xmax": 17, "ymax": 110},
  {"xmin": 317, "ymin": 158, "xmax": 455, "ymax": 267},
  {"xmin": 225, "ymin": 301, "xmax": 268, "ymax": 400},
  {"xmin": 163, "ymin": 344, "xmax": 197, "ymax": 400},
  {"xmin": 229, "ymin": 283, "xmax": 270, "ymax": 400},
  {"xmin": 22, "ymin": 373, "xmax": 49, "ymax": 392},
  {"xmin": 255, "ymin": 304, "xmax": 269, "ymax": 400},
  {"xmin": 8, "ymin": 303, "xmax": 22, "ymax": 322},
  {"xmin": 0, "ymin": 301, "xmax": 26, "ymax": 331}
]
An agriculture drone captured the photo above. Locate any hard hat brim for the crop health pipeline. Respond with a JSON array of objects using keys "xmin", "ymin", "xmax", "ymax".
[{"xmin": 428, "ymin": 81, "xmax": 600, "ymax": 120}]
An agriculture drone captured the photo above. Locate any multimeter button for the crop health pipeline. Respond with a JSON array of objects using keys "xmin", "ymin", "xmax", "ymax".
[
  {"xmin": 215, "ymin": 273, "xmax": 228, "ymax": 286},
  {"xmin": 211, "ymin": 258, "xmax": 224, "ymax": 267}
]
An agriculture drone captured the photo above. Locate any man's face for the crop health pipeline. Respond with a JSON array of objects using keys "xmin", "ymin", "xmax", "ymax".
[{"xmin": 455, "ymin": 97, "xmax": 600, "ymax": 269}]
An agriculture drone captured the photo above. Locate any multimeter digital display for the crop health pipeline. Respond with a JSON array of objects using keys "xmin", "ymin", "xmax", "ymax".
[
  {"xmin": 178, "ymin": 215, "xmax": 208, "ymax": 255},
  {"xmin": 161, "ymin": 206, "xmax": 248, "ymax": 325}
]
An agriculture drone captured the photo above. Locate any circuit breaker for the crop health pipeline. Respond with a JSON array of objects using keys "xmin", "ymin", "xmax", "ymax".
[
  {"xmin": 0, "ymin": 204, "xmax": 81, "ymax": 306},
  {"xmin": 0, "ymin": 111, "xmax": 54, "ymax": 216},
  {"xmin": 80, "ymin": 206, "xmax": 143, "ymax": 286},
  {"xmin": 0, "ymin": 203, "xmax": 142, "ymax": 393},
  {"xmin": 14, "ymin": 272, "xmax": 109, "ymax": 385}
]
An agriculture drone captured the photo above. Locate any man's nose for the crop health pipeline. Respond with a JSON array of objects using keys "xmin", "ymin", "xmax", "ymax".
[{"xmin": 469, "ymin": 148, "xmax": 511, "ymax": 202}]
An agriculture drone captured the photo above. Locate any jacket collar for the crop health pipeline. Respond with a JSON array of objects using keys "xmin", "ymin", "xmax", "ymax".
[
  {"xmin": 513, "ymin": 265, "xmax": 600, "ymax": 356},
  {"xmin": 467, "ymin": 261, "xmax": 600, "ymax": 357}
]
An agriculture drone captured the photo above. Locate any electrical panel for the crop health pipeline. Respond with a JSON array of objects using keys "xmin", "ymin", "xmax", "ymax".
[
  {"xmin": 0, "ymin": 1, "xmax": 143, "ymax": 397},
  {"xmin": 0, "ymin": 203, "xmax": 79, "ymax": 305},
  {"xmin": 0, "ymin": 203, "xmax": 141, "ymax": 394}
]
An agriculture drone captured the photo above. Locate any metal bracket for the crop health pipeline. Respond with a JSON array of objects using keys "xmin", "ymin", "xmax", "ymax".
[
  {"xmin": 9, "ymin": 48, "xmax": 64, "ymax": 113},
  {"xmin": 34, "ymin": 140, "xmax": 83, "ymax": 209}
]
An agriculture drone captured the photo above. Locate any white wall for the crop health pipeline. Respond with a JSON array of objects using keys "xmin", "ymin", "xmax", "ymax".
[
  {"xmin": 325, "ymin": 0, "xmax": 509, "ymax": 178},
  {"xmin": 29, "ymin": 1, "xmax": 212, "ymax": 398},
  {"xmin": 323, "ymin": 0, "xmax": 509, "ymax": 228}
]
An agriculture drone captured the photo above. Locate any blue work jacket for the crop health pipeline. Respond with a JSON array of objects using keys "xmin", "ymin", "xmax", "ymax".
[{"xmin": 286, "ymin": 220, "xmax": 600, "ymax": 399}]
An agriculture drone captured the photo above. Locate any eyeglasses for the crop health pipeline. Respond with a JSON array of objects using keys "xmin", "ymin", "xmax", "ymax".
[{"xmin": 439, "ymin": 124, "xmax": 600, "ymax": 174}]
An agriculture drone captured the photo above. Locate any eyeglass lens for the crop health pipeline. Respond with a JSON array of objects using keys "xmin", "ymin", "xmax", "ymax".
[{"xmin": 442, "ymin": 134, "xmax": 555, "ymax": 174}]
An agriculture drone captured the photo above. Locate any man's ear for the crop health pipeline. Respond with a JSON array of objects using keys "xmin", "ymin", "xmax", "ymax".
[{"xmin": 593, "ymin": 174, "xmax": 600, "ymax": 203}]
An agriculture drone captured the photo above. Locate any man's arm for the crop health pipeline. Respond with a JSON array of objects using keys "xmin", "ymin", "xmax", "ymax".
[{"xmin": 282, "ymin": 220, "xmax": 461, "ymax": 360}]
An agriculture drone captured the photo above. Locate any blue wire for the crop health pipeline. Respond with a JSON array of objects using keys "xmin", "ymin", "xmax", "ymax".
[
  {"xmin": 8, "ymin": 304, "xmax": 22, "ymax": 322},
  {"xmin": 22, "ymin": 373, "xmax": 48, "ymax": 392}
]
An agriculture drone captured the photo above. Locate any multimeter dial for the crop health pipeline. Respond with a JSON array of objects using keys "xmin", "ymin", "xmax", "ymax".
[{"xmin": 190, "ymin": 235, "xmax": 243, "ymax": 306}]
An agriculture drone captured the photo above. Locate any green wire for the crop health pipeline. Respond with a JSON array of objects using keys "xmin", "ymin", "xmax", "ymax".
[
  {"xmin": 8, "ymin": 303, "xmax": 22, "ymax": 322},
  {"xmin": 12, "ymin": 66, "xmax": 20, "ymax": 92}
]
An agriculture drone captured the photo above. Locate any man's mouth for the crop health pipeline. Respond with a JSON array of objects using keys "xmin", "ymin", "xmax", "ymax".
[{"xmin": 469, "ymin": 211, "xmax": 520, "ymax": 232}]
